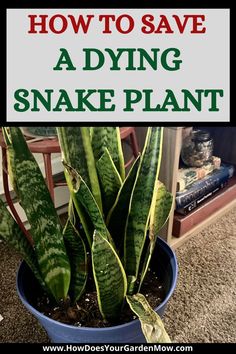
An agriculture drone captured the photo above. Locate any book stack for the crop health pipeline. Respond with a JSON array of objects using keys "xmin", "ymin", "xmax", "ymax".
[
  {"xmin": 173, "ymin": 161, "xmax": 236, "ymax": 237},
  {"xmin": 176, "ymin": 156, "xmax": 221, "ymax": 192}
]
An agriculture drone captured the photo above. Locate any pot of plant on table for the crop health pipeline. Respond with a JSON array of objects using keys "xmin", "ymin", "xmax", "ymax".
[{"xmin": 0, "ymin": 127, "xmax": 177, "ymax": 343}]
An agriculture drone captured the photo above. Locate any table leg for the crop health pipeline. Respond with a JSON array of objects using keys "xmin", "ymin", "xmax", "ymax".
[{"xmin": 43, "ymin": 153, "xmax": 55, "ymax": 202}]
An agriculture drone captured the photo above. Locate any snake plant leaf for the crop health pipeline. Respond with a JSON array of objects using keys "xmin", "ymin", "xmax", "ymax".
[
  {"xmin": 64, "ymin": 168, "xmax": 94, "ymax": 248},
  {"xmin": 126, "ymin": 293, "xmax": 171, "ymax": 343},
  {"xmin": 65, "ymin": 165, "xmax": 113, "ymax": 245},
  {"xmin": 68, "ymin": 197, "xmax": 76, "ymax": 226},
  {"xmin": 89, "ymin": 127, "xmax": 94, "ymax": 138},
  {"xmin": 0, "ymin": 197, "xmax": 46, "ymax": 291},
  {"xmin": 139, "ymin": 182, "xmax": 173, "ymax": 290},
  {"xmin": 149, "ymin": 182, "xmax": 173, "ymax": 241},
  {"xmin": 57, "ymin": 127, "xmax": 103, "ymax": 212},
  {"xmin": 92, "ymin": 230, "xmax": 127, "ymax": 321},
  {"xmin": 124, "ymin": 127, "xmax": 163, "ymax": 293},
  {"xmin": 6, "ymin": 127, "xmax": 71, "ymax": 302},
  {"xmin": 63, "ymin": 219, "xmax": 87, "ymax": 303},
  {"xmin": 96, "ymin": 148, "xmax": 122, "ymax": 218},
  {"xmin": 106, "ymin": 155, "xmax": 140, "ymax": 254},
  {"xmin": 91, "ymin": 127, "xmax": 125, "ymax": 181},
  {"xmin": 2, "ymin": 128, "xmax": 20, "ymax": 200}
]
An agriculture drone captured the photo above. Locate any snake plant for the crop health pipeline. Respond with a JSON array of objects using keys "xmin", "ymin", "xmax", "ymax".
[{"xmin": 0, "ymin": 127, "xmax": 173, "ymax": 343}]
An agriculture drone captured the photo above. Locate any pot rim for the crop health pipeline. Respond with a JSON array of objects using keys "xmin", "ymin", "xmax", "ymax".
[{"xmin": 17, "ymin": 237, "xmax": 178, "ymax": 332}]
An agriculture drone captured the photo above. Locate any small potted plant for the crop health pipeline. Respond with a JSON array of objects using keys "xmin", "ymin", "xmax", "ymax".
[{"xmin": 0, "ymin": 127, "xmax": 177, "ymax": 343}]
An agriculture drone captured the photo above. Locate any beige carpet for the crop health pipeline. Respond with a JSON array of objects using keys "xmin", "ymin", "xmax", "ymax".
[
  {"xmin": 164, "ymin": 207, "xmax": 236, "ymax": 343},
  {"xmin": 0, "ymin": 207, "xmax": 236, "ymax": 343}
]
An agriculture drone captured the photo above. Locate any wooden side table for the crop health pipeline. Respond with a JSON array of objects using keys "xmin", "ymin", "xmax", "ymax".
[{"xmin": 120, "ymin": 127, "xmax": 139, "ymax": 167}]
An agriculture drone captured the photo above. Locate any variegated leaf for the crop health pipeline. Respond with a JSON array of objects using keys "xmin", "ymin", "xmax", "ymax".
[
  {"xmin": 92, "ymin": 230, "xmax": 127, "ymax": 321},
  {"xmin": 57, "ymin": 127, "xmax": 102, "ymax": 211},
  {"xmin": 63, "ymin": 220, "xmax": 87, "ymax": 303},
  {"xmin": 126, "ymin": 293, "xmax": 171, "ymax": 343},
  {"xmin": 91, "ymin": 127, "xmax": 125, "ymax": 181},
  {"xmin": 6, "ymin": 127, "xmax": 71, "ymax": 302},
  {"xmin": 124, "ymin": 127, "xmax": 163, "ymax": 293},
  {"xmin": 106, "ymin": 155, "xmax": 140, "ymax": 254},
  {"xmin": 64, "ymin": 168, "xmax": 94, "ymax": 248},
  {"xmin": 139, "ymin": 182, "xmax": 173, "ymax": 289},
  {"xmin": 0, "ymin": 197, "xmax": 46, "ymax": 291},
  {"xmin": 65, "ymin": 165, "xmax": 113, "ymax": 245},
  {"xmin": 96, "ymin": 148, "xmax": 122, "ymax": 218},
  {"xmin": 2, "ymin": 128, "xmax": 19, "ymax": 199}
]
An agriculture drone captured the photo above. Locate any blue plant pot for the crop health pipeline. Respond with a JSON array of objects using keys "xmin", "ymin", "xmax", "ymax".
[{"xmin": 17, "ymin": 237, "xmax": 178, "ymax": 343}]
